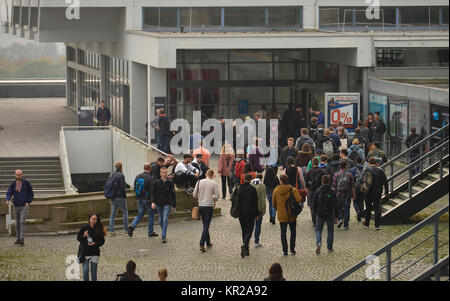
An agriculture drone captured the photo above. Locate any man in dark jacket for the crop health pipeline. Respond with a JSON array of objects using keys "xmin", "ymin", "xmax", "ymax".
[
  {"xmin": 158, "ymin": 108, "xmax": 171, "ymax": 154},
  {"xmin": 152, "ymin": 167, "xmax": 176, "ymax": 243},
  {"xmin": 109, "ymin": 162, "xmax": 128, "ymax": 235},
  {"xmin": 373, "ymin": 112, "xmax": 386, "ymax": 148},
  {"xmin": 5, "ymin": 169, "xmax": 34, "ymax": 245},
  {"xmin": 237, "ymin": 174, "xmax": 260, "ymax": 257},
  {"xmin": 317, "ymin": 129, "xmax": 338, "ymax": 158},
  {"xmin": 405, "ymin": 127, "xmax": 422, "ymax": 176},
  {"xmin": 313, "ymin": 174, "xmax": 338, "ymax": 254},
  {"xmin": 280, "ymin": 138, "xmax": 299, "ymax": 170},
  {"xmin": 363, "ymin": 157, "xmax": 389, "ymax": 230},
  {"xmin": 305, "ymin": 158, "xmax": 327, "ymax": 227},
  {"xmin": 128, "ymin": 163, "xmax": 159, "ymax": 238},
  {"xmin": 96, "ymin": 101, "xmax": 111, "ymax": 126},
  {"xmin": 295, "ymin": 128, "xmax": 316, "ymax": 153}
]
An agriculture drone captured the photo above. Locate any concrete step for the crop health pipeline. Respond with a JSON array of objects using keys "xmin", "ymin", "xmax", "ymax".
[
  {"xmin": 0, "ymin": 174, "xmax": 63, "ymax": 179},
  {"xmin": 0, "ymin": 178, "xmax": 63, "ymax": 184},
  {"xmin": 0, "ymin": 157, "xmax": 59, "ymax": 162},
  {"xmin": 0, "ymin": 163, "xmax": 61, "ymax": 169},
  {"xmin": 0, "ymin": 169, "xmax": 64, "ymax": 175}
]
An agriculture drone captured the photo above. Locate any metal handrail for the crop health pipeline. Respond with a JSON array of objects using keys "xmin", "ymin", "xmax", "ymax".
[
  {"xmin": 411, "ymin": 256, "xmax": 449, "ymax": 281},
  {"xmin": 59, "ymin": 128, "xmax": 78, "ymax": 194},
  {"xmin": 334, "ymin": 205, "xmax": 449, "ymax": 281}
]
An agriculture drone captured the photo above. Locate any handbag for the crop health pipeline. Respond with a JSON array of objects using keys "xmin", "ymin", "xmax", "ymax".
[
  {"xmin": 191, "ymin": 206, "xmax": 200, "ymax": 220},
  {"xmin": 230, "ymin": 187, "xmax": 240, "ymax": 218},
  {"xmin": 295, "ymin": 167, "xmax": 308, "ymax": 200}
]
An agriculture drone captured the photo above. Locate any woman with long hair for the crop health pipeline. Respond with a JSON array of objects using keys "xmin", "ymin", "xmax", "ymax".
[
  {"xmin": 158, "ymin": 268, "xmax": 168, "ymax": 281},
  {"xmin": 295, "ymin": 143, "xmax": 314, "ymax": 174},
  {"xmin": 283, "ymin": 156, "xmax": 306, "ymax": 191},
  {"xmin": 118, "ymin": 260, "xmax": 143, "ymax": 281},
  {"xmin": 77, "ymin": 213, "xmax": 106, "ymax": 281},
  {"xmin": 264, "ymin": 263, "xmax": 286, "ymax": 281},
  {"xmin": 240, "ymin": 162, "xmax": 256, "ymax": 184},
  {"xmin": 263, "ymin": 166, "xmax": 280, "ymax": 224},
  {"xmin": 218, "ymin": 143, "xmax": 235, "ymax": 199}
]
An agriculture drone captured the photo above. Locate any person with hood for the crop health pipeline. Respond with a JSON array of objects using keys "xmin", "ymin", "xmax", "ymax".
[
  {"xmin": 348, "ymin": 138, "xmax": 366, "ymax": 162},
  {"xmin": 230, "ymin": 149, "xmax": 247, "ymax": 188},
  {"xmin": 247, "ymin": 137, "xmax": 264, "ymax": 173},
  {"xmin": 251, "ymin": 174, "xmax": 267, "ymax": 248},
  {"xmin": 218, "ymin": 144, "xmax": 235, "ymax": 199},
  {"xmin": 272, "ymin": 174, "xmax": 303, "ymax": 256}
]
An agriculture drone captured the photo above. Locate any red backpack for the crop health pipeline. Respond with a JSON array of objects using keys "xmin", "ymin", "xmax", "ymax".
[{"xmin": 234, "ymin": 160, "xmax": 246, "ymax": 179}]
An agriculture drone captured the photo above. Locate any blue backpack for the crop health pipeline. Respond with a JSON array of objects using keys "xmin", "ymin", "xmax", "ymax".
[
  {"xmin": 104, "ymin": 174, "xmax": 119, "ymax": 199},
  {"xmin": 134, "ymin": 177, "xmax": 148, "ymax": 198}
]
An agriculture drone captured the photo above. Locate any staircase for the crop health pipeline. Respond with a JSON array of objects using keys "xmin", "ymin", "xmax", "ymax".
[
  {"xmin": 378, "ymin": 124, "xmax": 449, "ymax": 225},
  {"xmin": 0, "ymin": 157, "xmax": 66, "ymax": 197}
]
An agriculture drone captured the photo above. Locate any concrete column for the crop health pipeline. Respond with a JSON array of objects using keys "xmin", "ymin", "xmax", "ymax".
[
  {"xmin": 303, "ymin": 3, "xmax": 318, "ymax": 30},
  {"xmin": 130, "ymin": 62, "xmax": 148, "ymax": 140},
  {"xmin": 100, "ymin": 54, "xmax": 107, "ymax": 105},
  {"xmin": 362, "ymin": 67, "xmax": 369, "ymax": 118},
  {"xmin": 339, "ymin": 64, "xmax": 349, "ymax": 92},
  {"xmin": 148, "ymin": 66, "xmax": 167, "ymax": 145}
]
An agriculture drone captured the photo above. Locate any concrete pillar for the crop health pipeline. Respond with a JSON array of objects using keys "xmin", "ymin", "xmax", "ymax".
[
  {"xmin": 303, "ymin": 4, "xmax": 318, "ymax": 30},
  {"xmin": 100, "ymin": 54, "xmax": 107, "ymax": 105},
  {"xmin": 130, "ymin": 62, "xmax": 148, "ymax": 140},
  {"xmin": 339, "ymin": 64, "xmax": 349, "ymax": 92},
  {"xmin": 148, "ymin": 66, "xmax": 167, "ymax": 145},
  {"xmin": 362, "ymin": 68, "xmax": 369, "ymax": 118}
]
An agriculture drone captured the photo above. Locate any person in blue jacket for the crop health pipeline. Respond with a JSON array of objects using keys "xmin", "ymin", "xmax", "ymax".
[{"xmin": 5, "ymin": 169, "xmax": 34, "ymax": 245}]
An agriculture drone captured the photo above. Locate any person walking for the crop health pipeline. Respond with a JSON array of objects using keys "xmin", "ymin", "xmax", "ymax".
[
  {"xmin": 128, "ymin": 163, "xmax": 159, "ymax": 238},
  {"xmin": 237, "ymin": 174, "xmax": 260, "ymax": 258},
  {"xmin": 77, "ymin": 213, "xmax": 106, "ymax": 281},
  {"xmin": 350, "ymin": 156, "xmax": 365, "ymax": 222},
  {"xmin": 108, "ymin": 162, "xmax": 128, "ymax": 236},
  {"xmin": 313, "ymin": 175, "xmax": 338, "ymax": 254},
  {"xmin": 373, "ymin": 112, "xmax": 386, "ymax": 148},
  {"xmin": 218, "ymin": 144, "xmax": 235, "ymax": 199},
  {"xmin": 305, "ymin": 158, "xmax": 327, "ymax": 227},
  {"xmin": 230, "ymin": 149, "xmax": 247, "ymax": 188},
  {"xmin": 280, "ymin": 138, "xmax": 299, "ymax": 170},
  {"xmin": 405, "ymin": 127, "xmax": 422, "ymax": 176},
  {"xmin": 117, "ymin": 260, "xmax": 143, "ymax": 281},
  {"xmin": 263, "ymin": 166, "xmax": 280, "ymax": 225},
  {"xmin": 295, "ymin": 143, "xmax": 314, "ymax": 176},
  {"xmin": 362, "ymin": 158, "xmax": 389, "ymax": 230},
  {"xmin": 367, "ymin": 141, "xmax": 388, "ymax": 166},
  {"xmin": 152, "ymin": 167, "xmax": 176, "ymax": 243},
  {"xmin": 272, "ymin": 174, "xmax": 303, "ymax": 256},
  {"xmin": 150, "ymin": 109, "xmax": 161, "ymax": 149},
  {"xmin": 96, "ymin": 101, "xmax": 111, "ymax": 126},
  {"xmin": 158, "ymin": 108, "xmax": 171, "ymax": 153},
  {"xmin": 251, "ymin": 174, "xmax": 266, "ymax": 248},
  {"xmin": 295, "ymin": 128, "xmax": 316, "ymax": 153},
  {"xmin": 317, "ymin": 129, "xmax": 338, "ymax": 159},
  {"xmin": 5, "ymin": 169, "xmax": 34, "ymax": 245},
  {"xmin": 348, "ymin": 139, "xmax": 365, "ymax": 162},
  {"xmin": 332, "ymin": 160, "xmax": 356, "ymax": 230},
  {"xmin": 193, "ymin": 170, "xmax": 220, "ymax": 253}
]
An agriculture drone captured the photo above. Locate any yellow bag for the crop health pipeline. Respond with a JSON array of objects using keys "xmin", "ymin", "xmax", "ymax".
[{"xmin": 191, "ymin": 206, "xmax": 200, "ymax": 220}]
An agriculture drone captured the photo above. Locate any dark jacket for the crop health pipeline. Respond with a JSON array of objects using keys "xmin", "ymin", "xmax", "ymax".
[
  {"xmin": 248, "ymin": 147, "xmax": 264, "ymax": 172},
  {"xmin": 134, "ymin": 172, "xmax": 153, "ymax": 201},
  {"xmin": 77, "ymin": 224, "xmax": 105, "ymax": 257},
  {"xmin": 237, "ymin": 182, "xmax": 260, "ymax": 220},
  {"xmin": 158, "ymin": 115, "xmax": 171, "ymax": 136},
  {"xmin": 264, "ymin": 277, "xmax": 286, "ymax": 281},
  {"xmin": 373, "ymin": 120, "xmax": 386, "ymax": 138},
  {"xmin": 110, "ymin": 170, "xmax": 127, "ymax": 198},
  {"xmin": 6, "ymin": 180, "xmax": 34, "ymax": 207},
  {"xmin": 295, "ymin": 135, "xmax": 316, "ymax": 153},
  {"xmin": 329, "ymin": 133, "xmax": 342, "ymax": 149},
  {"xmin": 280, "ymin": 146, "xmax": 299, "ymax": 168},
  {"xmin": 152, "ymin": 178, "xmax": 176, "ymax": 208},
  {"xmin": 96, "ymin": 107, "xmax": 111, "ymax": 123},
  {"xmin": 312, "ymin": 184, "xmax": 338, "ymax": 218},
  {"xmin": 192, "ymin": 161, "xmax": 209, "ymax": 180},
  {"xmin": 151, "ymin": 162, "xmax": 162, "ymax": 180},
  {"xmin": 118, "ymin": 274, "xmax": 143, "ymax": 281},
  {"xmin": 406, "ymin": 133, "xmax": 421, "ymax": 155},
  {"xmin": 317, "ymin": 136, "xmax": 338, "ymax": 155},
  {"xmin": 365, "ymin": 166, "xmax": 389, "ymax": 197},
  {"xmin": 295, "ymin": 151, "xmax": 314, "ymax": 168}
]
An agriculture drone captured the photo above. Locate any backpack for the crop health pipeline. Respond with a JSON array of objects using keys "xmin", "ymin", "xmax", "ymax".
[
  {"xmin": 323, "ymin": 139, "xmax": 334, "ymax": 157},
  {"xmin": 353, "ymin": 166, "xmax": 364, "ymax": 189},
  {"xmin": 336, "ymin": 172, "xmax": 352, "ymax": 194},
  {"xmin": 316, "ymin": 189, "xmax": 332, "ymax": 218},
  {"xmin": 104, "ymin": 174, "xmax": 119, "ymax": 199},
  {"xmin": 372, "ymin": 149, "xmax": 384, "ymax": 166},
  {"xmin": 349, "ymin": 146, "xmax": 361, "ymax": 162},
  {"xmin": 230, "ymin": 187, "xmax": 240, "ymax": 218},
  {"xmin": 134, "ymin": 176, "xmax": 148, "ymax": 198},
  {"xmin": 234, "ymin": 160, "xmax": 245, "ymax": 180},
  {"xmin": 360, "ymin": 170, "xmax": 374, "ymax": 195},
  {"xmin": 310, "ymin": 168, "xmax": 326, "ymax": 192},
  {"xmin": 286, "ymin": 187, "xmax": 302, "ymax": 217},
  {"xmin": 339, "ymin": 139, "xmax": 348, "ymax": 151}
]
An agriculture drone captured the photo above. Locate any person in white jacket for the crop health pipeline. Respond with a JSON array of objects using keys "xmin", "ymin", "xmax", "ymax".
[
  {"xmin": 193, "ymin": 169, "xmax": 220, "ymax": 252},
  {"xmin": 174, "ymin": 154, "xmax": 199, "ymax": 194}
]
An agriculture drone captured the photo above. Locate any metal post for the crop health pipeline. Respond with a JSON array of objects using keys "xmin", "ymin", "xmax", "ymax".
[
  {"xmin": 390, "ymin": 163, "xmax": 394, "ymax": 192},
  {"xmin": 386, "ymin": 248, "xmax": 392, "ymax": 281},
  {"xmin": 439, "ymin": 146, "xmax": 443, "ymax": 179},
  {"xmin": 434, "ymin": 218, "xmax": 440, "ymax": 281},
  {"xmin": 408, "ymin": 165, "xmax": 413, "ymax": 199},
  {"xmin": 419, "ymin": 144, "xmax": 423, "ymax": 173}
]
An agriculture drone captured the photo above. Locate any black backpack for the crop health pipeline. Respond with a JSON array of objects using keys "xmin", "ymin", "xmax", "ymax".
[
  {"xmin": 310, "ymin": 168, "xmax": 326, "ymax": 192},
  {"xmin": 230, "ymin": 187, "xmax": 240, "ymax": 218},
  {"xmin": 286, "ymin": 187, "xmax": 302, "ymax": 217},
  {"xmin": 316, "ymin": 188, "xmax": 332, "ymax": 218}
]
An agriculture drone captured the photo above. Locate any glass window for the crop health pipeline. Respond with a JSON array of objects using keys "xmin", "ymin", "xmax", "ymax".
[
  {"xmin": 229, "ymin": 50, "xmax": 272, "ymax": 63},
  {"xmin": 268, "ymin": 7, "xmax": 301, "ymax": 27},
  {"xmin": 443, "ymin": 7, "xmax": 449, "ymax": 26},
  {"xmin": 354, "ymin": 6, "xmax": 396, "ymax": 28},
  {"xmin": 183, "ymin": 50, "xmax": 228, "ymax": 63},
  {"xmin": 400, "ymin": 7, "xmax": 430, "ymax": 27},
  {"xmin": 230, "ymin": 63, "xmax": 272, "ymax": 80},
  {"xmin": 377, "ymin": 48, "xmax": 449, "ymax": 67},
  {"xmin": 319, "ymin": 7, "xmax": 341, "ymax": 27},
  {"xmin": 274, "ymin": 63, "xmax": 295, "ymax": 80},
  {"xmin": 180, "ymin": 8, "xmax": 221, "ymax": 28},
  {"xmin": 430, "ymin": 6, "xmax": 440, "ymax": 26},
  {"xmin": 143, "ymin": 8, "xmax": 178, "ymax": 27},
  {"xmin": 274, "ymin": 50, "xmax": 309, "ymax": 62},
  {"xmin": 224, "ymin": 7, "xmax": 266, "ymax": 27},
  {"xmin": 184, "ymin": 64, "xmax": 228, "ymax": 81},
  {"xmin": 389, "ymin": 97, "xmax": 408, "ymax": 156},
  {"xmin": 409, "ymin": 100, "xmax": 430, "ymax": 139}
]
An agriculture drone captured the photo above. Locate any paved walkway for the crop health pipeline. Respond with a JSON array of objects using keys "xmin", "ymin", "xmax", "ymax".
[{"xmin": 0, "ymin": 98, "xmax": 76, "ymax": 157}]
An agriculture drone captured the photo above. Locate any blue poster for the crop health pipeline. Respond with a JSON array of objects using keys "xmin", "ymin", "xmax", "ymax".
[
  {"xmin": 369, "ymin": 93, "xmax": 387, "ymax": 123},
  {"xmin": 325, "ymin": 93, "xmax": 360, "ymax": 134},
  {"xmin": 238, "ymin": 99, "xmax": 249, "ymax": 115}
]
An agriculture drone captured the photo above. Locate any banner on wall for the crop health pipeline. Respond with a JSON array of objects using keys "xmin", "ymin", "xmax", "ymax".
[
  {"xmin": 325, "ymin": 93, "xmax": 360, "ymax": 133},
  {"xmin": 369, "ymin": 93, "xmax": 388, "ymax": 123}
]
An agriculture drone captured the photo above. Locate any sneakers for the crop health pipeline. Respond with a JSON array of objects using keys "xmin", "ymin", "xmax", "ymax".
[
  {"xmin": 14, "ymin": 239, "xmax": 20, "ymax": 245},
  {"xmin": 283, "ymin": 252, "xmax": 288, "ymax": 256},
  {"xmin": 128, "ymin": 226, "xmax": 135, "ymax": 237},
  {"xmin": 199, "ymin": 246, "xmax": 206, "ymax": 253},
  {"xmin": 109, "ymin": 232, "xmax": 116, "ymax": 236},
  {"xmin": 270, "ymin": 217, "xmax": 276, "ymax": 224},
  {"xmin": 162, "ymin": 238, "xmax": 167, "ymax": 244},
  {"xmin": 344, "ymin": 226, "xmax": 349, "ymax": 230},
  {"xmin": 290, "ymin": 249, "xmax": 296, "ymax": 255},
  {"xmin": 362, "ymin": 222, "xmax": 369, "ymax": 228},
  {"xmin": 254, "ymin": 243, "xmax": 262, "ymax": 248},
  {"xmin": 337, "ymin": 220, "xmax": 343, "ymax": 228},
  {"xmin": 206, "ymin": 243, "xmax": 213, "ymax": 249},
  {"xmin": 148, "ymin": 232, "xmax": 159, "ymax": 238},
  {"xmin": 375, "ymin": 227, "xmax": 380, "ymax": 231},
  {"xmin": 18, "ymin": 240, "xmax": 24, "ymax": 246},
  {"xmin": 316, "ymin": 244, "xmax": 321, "ymax": 255},
  {"xmin": 245, "ymin": 248, "xmax": 250, "ymax": 257},
  {"xmin": 327, "ymin": 248, "xmax": 334, "ymax": 253}
]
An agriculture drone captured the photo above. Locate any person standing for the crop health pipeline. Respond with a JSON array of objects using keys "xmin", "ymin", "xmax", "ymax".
[
  {"xmin": 237, "ymin": 174, "xmax": 260, "ymax": 258},
  {"xmin": 280, "ymin": 138, "xmax": 299, "ymax": 170},
  {"xmin": 152, "ymin": 167, "xmax": 176, "ymax": 243},
  {"xmin": 263, "ymin": 167, "xmax": 280, "ymax": 225},
  {"xmin": 367, "ymin": 141, "xmax": 388, "ymax": 166},
  {"xmin": 218, "ymin": 144, "xmax": 235, "ymax": 199},
  {"xmin": 77, "ymin": 213, "xmax": 106, "ymax": 281},
  {"xmin": 373, "ymin": 112, "xmax": 386, "ymax": 149},
  {"xmin": 405, "ymin": 127, "xmax": 422, "ymax": 176},
  {"xmin": 251, "ymin": 174, "xmax": 266, "ymax": 248},
  {"xmin": 230, "ymin": 149, "xmax": 247, "ymax": 188},
  {"xmin": 350, "ymin": 156, "xmax": 365, "ymax": 222},
  {"xmin": 5, "ymin": 169, "xmax": 34, "ymax": 245},
  {"xmin": 295, "ymin": 128, "xmax": 316, "ymax": 154},
  {"xmin": 149, "ymin": 109, "xmax": 161, "ymax": 149},
  {"xmin": 128, "ymin": 163, "xmax": 159, "ymax": 238},
  {"xmin": 96, "ymin": 101, "xmax": 111, "ymax": 126},
  {"xmin": 332, "ymin": 160, "xmax": 356, "ymax": 230},
  {"xmin": 108, "ymin": 162, "xmax": 128, "ymax": 236},
  {"xmin": 158, "ymin": 108, "xmax": 171, "ymax": 154},
  {"xmin": 362, "ymin": 158, "xmax": 389, "ymax": 230},
  {"xmin": 193, "ymin": 170, "xmax": 220, "ymax": 252},
  {"xmin": 305, "ymin": 158, "xmax": 327, "ymax": 227},
  {"xmin": 272, "ymin": 174, "xmax": 303, "ymax": 256},
  {"xmin": 313, "ymin": 175, "xmax": 338, "ymax": 254}
]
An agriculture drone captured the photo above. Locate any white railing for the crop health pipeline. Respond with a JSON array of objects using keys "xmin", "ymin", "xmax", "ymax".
[{"xmin": 59, "ymin": 128, "xmax": 78, "ymax": 194}]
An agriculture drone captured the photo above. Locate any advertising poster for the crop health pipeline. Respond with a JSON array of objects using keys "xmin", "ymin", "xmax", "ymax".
[
  {"xmin": 409, "ymin": 100, "xmax": 430, "ymax": 138},
  {"xmin": 369, "ymin": 93, "xmax": 388, "ymax": 123},
  {"xmin": 325, "ymin": 93, "xmax": 360, "ymax": 133}
]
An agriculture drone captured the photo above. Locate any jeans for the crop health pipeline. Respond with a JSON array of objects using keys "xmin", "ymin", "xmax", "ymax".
[
  {"xmin": 14, "ymin": 205, "xmax": 29, "ymax": 241},
  {"xmin": 266, "ymin": 192, "xmax": 276, "ymax": 218},
  {"xmin": 315, "ymin": 215, "xmax": 334, "ymax": 250},
  {"xmin": 410, "ymin": 153, "xmax": 420, "ymax": 176},
  {"xmin": 307, "ymin": 190, "xmax": 317, "ymax": 226},
  {"xmin": 157, "ymin": 205, "xmax": 171, "ymax": 239},
  {"xmin": 110, "ymin": 197, "xmax": 128, "ymax": 233},
  {"xmin": 155, "ymin": 129, "xmax": 161, "ymax": 149},
  {"xmin": 199, "ymin": 206, "xmax": 214, "ymax": 247},
  {"xmin": 161, "ymin": 134, "xmax": 171, "ymax": 154},
  {"xmin": 280, "ymin": 221, "xmax": 297, "ymax": 253},
  {"xmin": 221, "ymin": 176, "xmax": 233, "ymax": 199},
  {"xmin": 131, "ymin": 199, "xmax": 155, "ymax": 234},
  {"xmin": 254, "ymin": 214, "xmax": 263, "ymax": 244},
  {"xmin": 239, "ymin": 218, "xmax": 255, "ymax": 249},
  {"xmin": 337, "ymin": 195, "xmax": 352, "ymax": 227},
  {"xmin": 82, "ymin": 258, "xmax": 98, "ymax": 281},
  {"xmin": 353, "ymin": 189, "xmax": 364, "ymax": 218},
  {"xmin": 365, "ymin": 196, "xmax": 382, "ymax": 228}
]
